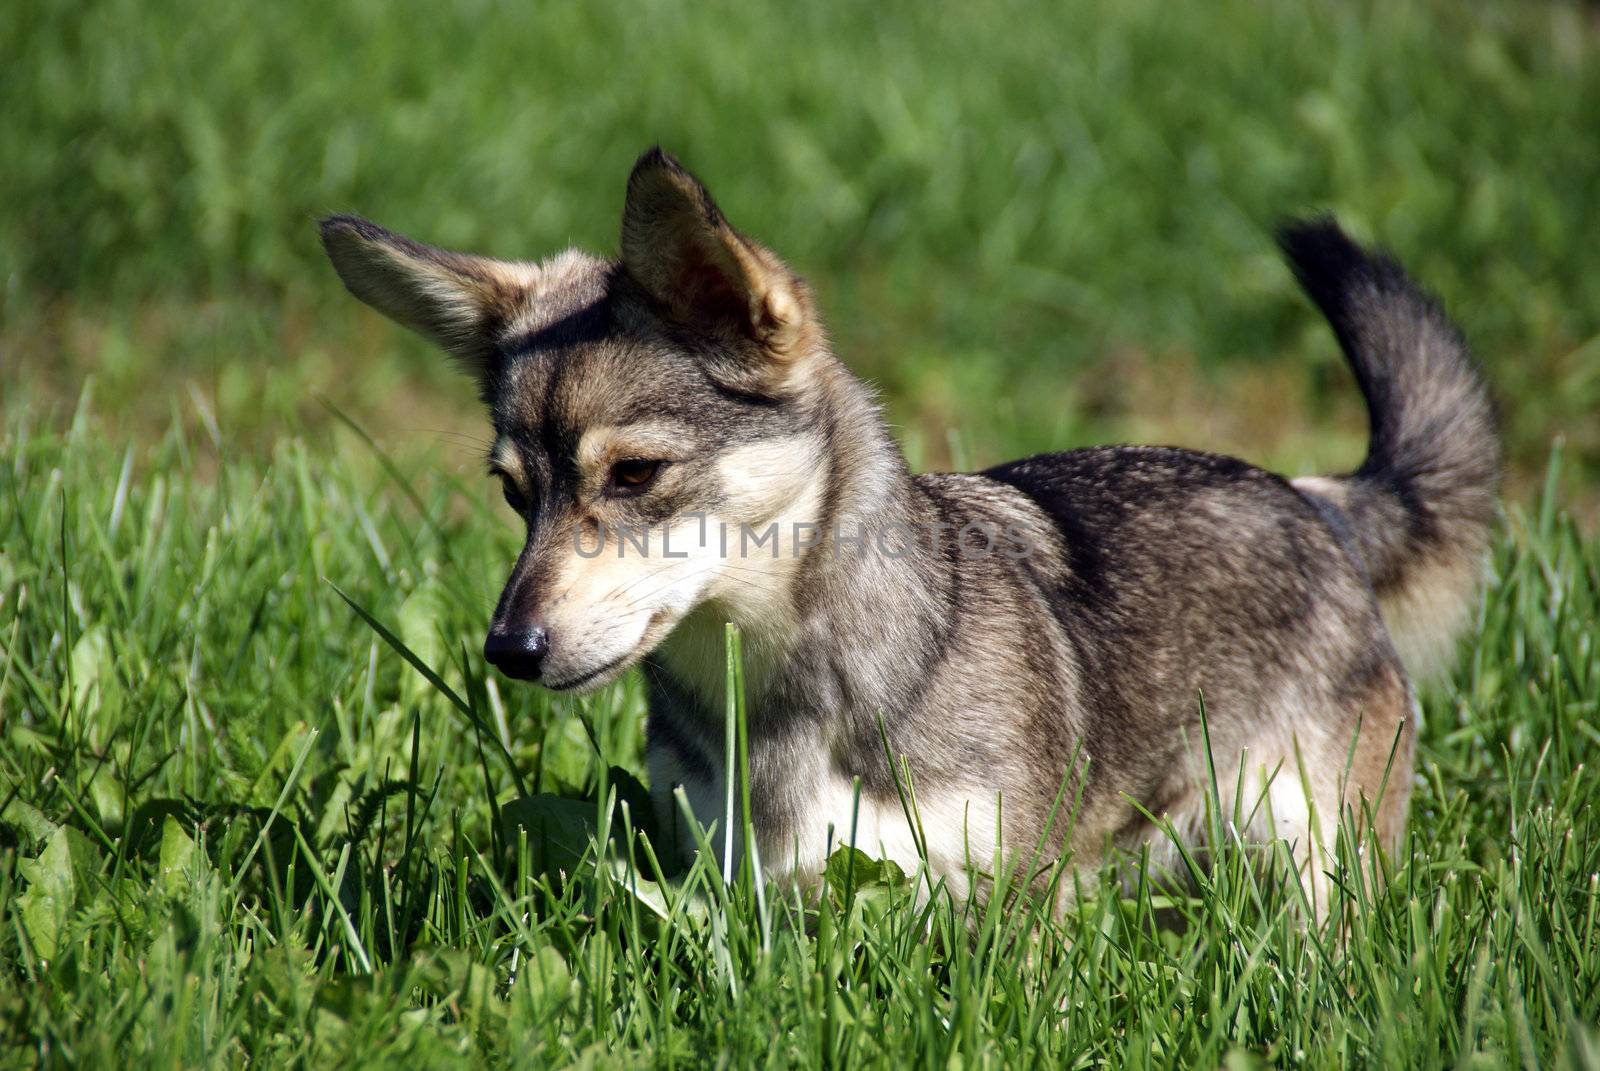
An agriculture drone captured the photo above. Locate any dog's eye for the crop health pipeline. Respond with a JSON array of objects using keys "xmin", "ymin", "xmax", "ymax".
[
  {"xmin": 492, "ymin": 470, "xmax": 528, "ymax": 513},
  {"xmin": 607, "ymin": 458, "xmax": 663, "ymax": 496}
]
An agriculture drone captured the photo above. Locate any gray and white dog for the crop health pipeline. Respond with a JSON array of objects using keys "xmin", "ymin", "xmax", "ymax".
[{"xmin": 322, "ymin": 149, "xmax": 1497, "ymax": 906}]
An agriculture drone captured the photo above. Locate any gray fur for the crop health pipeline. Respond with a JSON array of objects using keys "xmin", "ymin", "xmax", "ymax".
[{"xmin": 319, "ymin": 152, "xmax": 1498, "ymax": 909}]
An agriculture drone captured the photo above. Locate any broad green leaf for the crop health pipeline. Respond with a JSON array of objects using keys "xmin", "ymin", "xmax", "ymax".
[
  {"xmin": 501, "ymin": 794, "xmax": 596, "ymax": 876},
  {"xmin": 158, "ymin": 815, "xmax": 202, "ymax": 896},
  {"xmin": 605, "ymin": 858, "xmax": 710, "ymax": 925},
  {"xmin": 88, "ymin": 768, "xmax": 125, "ymax": 828},
  {"xmin": 0, "ymin": 793, "xmax": 58, "ymax": 843},
  {"xmin": 17, "ymin": 827, "xmax": 93, "ymax": 962},
  {"xmin": 823, "ymin": 846, "xmax": 908, "ymax": 893},
  {"xmin": 510, "ymin": 946, "xmax": 572, "ymax": 1025},
  {"xmin": 68, "ymin": 625, "xmax": 112, "ymax": 741}
]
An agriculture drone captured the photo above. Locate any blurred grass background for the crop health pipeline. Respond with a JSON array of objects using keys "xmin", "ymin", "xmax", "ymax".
[{"xmin": 3, "ymin": 0, "xmax": 1597, "ymax": 500}]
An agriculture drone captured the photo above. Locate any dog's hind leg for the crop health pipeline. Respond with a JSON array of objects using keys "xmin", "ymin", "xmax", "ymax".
[
  {"xmin": 1336, "ymin": 659, "xmax": 1418, "ymax": 870},
  {"xmin": 1137, "ymin": 656, "xmax": 1417, "ymax": 917},
  {"xmin": 1243, "ymin": 658, "xmax": 1416, "ymax": 916}
]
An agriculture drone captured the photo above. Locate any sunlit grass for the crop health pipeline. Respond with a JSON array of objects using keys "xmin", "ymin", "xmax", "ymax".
[{"xmin": 1, "ymin": 396, "xmax": 1596, "ymax": 1066}]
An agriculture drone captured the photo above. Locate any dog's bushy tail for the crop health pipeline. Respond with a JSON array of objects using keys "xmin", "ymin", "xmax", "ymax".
[{"xmin": 1279, "ymin": 218, "xmax": 1499, "ymax": 679}]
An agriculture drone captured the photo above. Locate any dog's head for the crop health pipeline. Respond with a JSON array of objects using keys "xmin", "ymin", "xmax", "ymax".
[{"xmin": 322, "ymin": 150, "xmax": 835, "ymax": 692}]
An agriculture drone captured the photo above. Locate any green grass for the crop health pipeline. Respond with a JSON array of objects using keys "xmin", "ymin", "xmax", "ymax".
[
  {"xmin": 1, "ymin": 399, "xmax": 1597, "ymax": 1067},
  {"xmin": 4, "ymin": 0, "xmax": 1600, "ymax": 1064}
]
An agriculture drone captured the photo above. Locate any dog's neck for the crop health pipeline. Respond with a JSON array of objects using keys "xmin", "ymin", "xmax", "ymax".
[{"xmin": 653, "ymin": 361, "xmax": 952, "ymax": 720}]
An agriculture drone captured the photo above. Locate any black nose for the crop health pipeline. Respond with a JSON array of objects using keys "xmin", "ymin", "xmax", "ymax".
[{"xmin": 483, "ymin": 626, "xmax": 549, "ymax": 681}]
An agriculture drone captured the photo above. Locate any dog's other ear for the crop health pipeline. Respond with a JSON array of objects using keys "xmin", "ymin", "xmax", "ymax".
[
  {"xmin": 319, "ymin": 215, "xmax": 537, "ymax": 381},
  {"xmin": 620, "ymin": 148, "xmax": 808, "ymax": 359}
]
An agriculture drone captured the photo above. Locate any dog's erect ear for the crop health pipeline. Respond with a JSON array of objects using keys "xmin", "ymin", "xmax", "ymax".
[
  {"xmin": 620, "ymin": 149, "xmax": 807, "ymax": 358},
  {"xmin": 319, "ymin": 215, "xmax": 538, "ymax": 380}
]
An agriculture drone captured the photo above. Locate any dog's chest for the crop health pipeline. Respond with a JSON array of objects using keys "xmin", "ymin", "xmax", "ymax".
[{"xmin": 645, "ymin": 722, "xmax": 998, "ymax": 893}]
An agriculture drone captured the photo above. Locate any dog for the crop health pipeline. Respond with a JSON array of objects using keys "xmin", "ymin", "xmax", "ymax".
[{"xmin": 321, "ymin": 149, "xmax": 1497, "ymax": 909}]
